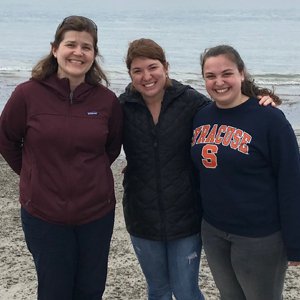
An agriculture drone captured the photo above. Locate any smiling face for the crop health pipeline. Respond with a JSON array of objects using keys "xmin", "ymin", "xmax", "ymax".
[
  {"xmin": 203, "ymin": 54, "xmax": 246, "ymax": 109},
  {"xmin": 52, "ymin": 30, "xmax": 95, "ymax": 86},
  {"xmin": 129, "ymin": 57, "xmax": 168, "ymax": 103}
]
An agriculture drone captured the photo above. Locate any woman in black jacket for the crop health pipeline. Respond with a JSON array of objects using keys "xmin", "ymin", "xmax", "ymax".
[{"xmin": 119, "ymin": 38, "xmax": 275, "ymax": 300}]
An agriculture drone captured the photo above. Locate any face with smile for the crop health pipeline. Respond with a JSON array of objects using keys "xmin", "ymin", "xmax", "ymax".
[
  {"xmin": 52, "ymin": 30, "xmax": 95, "ymax": 86},
  {"xmin": 203, "ymin": 54, "xmax": 247, "ymax": 109},
  {"xmin": 129, "ymin": 57, "xmax": 168, "ymax": 103}
]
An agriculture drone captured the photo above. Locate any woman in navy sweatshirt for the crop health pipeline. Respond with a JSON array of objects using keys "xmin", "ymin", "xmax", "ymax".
[{"xmin": 191, "ymin": 45, "xmax": 300, "ymax": 300}]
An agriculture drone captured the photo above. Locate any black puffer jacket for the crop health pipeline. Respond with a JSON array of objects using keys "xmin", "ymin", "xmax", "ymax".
[{"xmin": 119, "ymin": 80, "xmax": 210, "ymax": 240}]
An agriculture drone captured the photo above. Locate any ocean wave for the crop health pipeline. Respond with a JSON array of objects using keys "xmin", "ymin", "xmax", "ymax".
[
  {"xmin": 253, "ymin": 74, "xmax": 300, "ymax": 86},
  {"xmin": 1, "ymin": 67, "xmax": 299, "ymax": 87},
  {"xmin": 0, "ymin": 68, "xmax": 31, "ymax": 79},
  {"xmin": 169, "ymin": 70, "xmax": 300, "ymax": 85},
  {"xmin": 0, "ymin": 66, "xmax": 31, "ymax": 71}
]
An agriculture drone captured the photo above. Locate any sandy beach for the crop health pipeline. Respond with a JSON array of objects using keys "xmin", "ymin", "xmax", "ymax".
[
  {"xmin": 0, "ymin": 154, "xmax": 300, "ymax": 300},
  {"xmin": 1, "ymin": 1, "xmax": 300, "ymax": 298}
]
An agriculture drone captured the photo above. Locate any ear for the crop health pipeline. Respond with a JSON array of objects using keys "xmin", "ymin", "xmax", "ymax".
[
  {"xmin": 128, "ymin": 71, "xmax": 133, "ymax": 81},
  {"xmin": 52, "ymin": 45, "xmax": 57, "ymax": 58},
  {"xmin": 240, "ymin": 70, "xmax": 245, "ymax": 82},
  {"xmin": 164, "ymin": 62, "xmax": 169, "ymax": 72}
]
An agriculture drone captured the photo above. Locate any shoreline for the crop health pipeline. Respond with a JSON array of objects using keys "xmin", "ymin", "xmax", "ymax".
[
  {"xmin": 1, "ymin": 72, "xmax": 300, "ymax": 130},
  {"xmin": 1, "ymin": 156, "xmax": 300, "ymax": 299}
]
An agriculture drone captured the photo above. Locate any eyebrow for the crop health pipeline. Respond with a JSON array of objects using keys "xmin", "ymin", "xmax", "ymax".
[
  {"xmin": 131, "ymin": 63, "xmax": 159, "ymax": 71},
  {"xmin": 204, "ymin": 68, "xmax": 234, "ymax": 75},
  {"xmin": 63, "ymin": 40, "xmax": 93, "ymax": 47},
  {"xmin": 222, "ymin": 68, "xmax": 234, "ymax": 72}
]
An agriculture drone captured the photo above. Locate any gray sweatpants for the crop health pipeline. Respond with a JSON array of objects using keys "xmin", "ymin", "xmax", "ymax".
[{"xmin": 201, "ymin": 220, "xmax": 287, "ymax": 300}]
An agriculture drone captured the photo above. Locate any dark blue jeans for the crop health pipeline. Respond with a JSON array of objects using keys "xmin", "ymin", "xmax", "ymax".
[
  {"xmin": 130, "ymin": 234, "xmax": 205, "ymax": 300},
  {"xmin": 21, "ymin": 207, "xmax": 114, "ymax": 300}
]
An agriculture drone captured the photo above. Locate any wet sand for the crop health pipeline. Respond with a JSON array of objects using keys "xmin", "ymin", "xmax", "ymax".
[{"xmin": 1, "ymin": 155, "xmax": 300, "ymax": 299}]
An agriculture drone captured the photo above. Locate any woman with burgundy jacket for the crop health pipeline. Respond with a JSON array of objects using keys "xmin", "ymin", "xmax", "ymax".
[{"xmin": 0, "ymin": 16, "xmax": 123, "ymax": 299}]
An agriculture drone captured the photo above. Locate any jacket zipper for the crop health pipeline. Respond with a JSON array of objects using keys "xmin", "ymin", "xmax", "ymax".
[
  {"xmin": 67, "ymin": 90, "xmax": 74, "ymax": 224},
  {"xmin": 69, "ymin": 91, "xmax": 74, "ymax": 104},
  {"xmin": 150, "ymin": 110, "xmax": 167, "ymax": 240}
]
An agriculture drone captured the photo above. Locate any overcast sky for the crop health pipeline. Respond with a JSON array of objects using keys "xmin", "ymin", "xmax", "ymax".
[
  {"xmin": 97, "ymin": 0, "xmax": 299, "ymax": 10},
  {"xmin": 2, "ymin": 0, "xmax": 300, "ymax": 11}
]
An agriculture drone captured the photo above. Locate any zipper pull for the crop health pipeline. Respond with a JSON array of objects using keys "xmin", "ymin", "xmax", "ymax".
[{"xmin": 69, "ymin": 91, "xmax": 74, "ymax": 104}]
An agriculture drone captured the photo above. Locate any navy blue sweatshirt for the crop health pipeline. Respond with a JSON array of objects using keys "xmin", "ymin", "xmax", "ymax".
[{"xmin": 191, "ymin": 97, "xmax": 300, "ymax": 261}]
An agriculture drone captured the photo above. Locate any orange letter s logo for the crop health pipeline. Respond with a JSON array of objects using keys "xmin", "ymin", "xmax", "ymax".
[{"xmin": 201, "ymin": 144, "xmax": 218, "ymax": 169}]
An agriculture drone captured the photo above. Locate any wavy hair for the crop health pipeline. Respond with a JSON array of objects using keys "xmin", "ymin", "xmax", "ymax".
[
  {"xmin": 31, "ymin": 15, "xmax": 109, "ymax": 86},
  {"xmin": 200, "ymin": 45, "xmax": 281, "ymax": 105}
]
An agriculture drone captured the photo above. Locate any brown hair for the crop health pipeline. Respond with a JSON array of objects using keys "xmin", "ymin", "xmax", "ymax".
[
  {"xmin": 31, "ymin": 15, "xmax": 109, "ymax": 86},
  {"xmin": 200, "ymin": 45, "xmax": 281, "ymax": 105},
  {"xmin": 126, "ymin": 38, "xmax": 172, "ymax": 88}
]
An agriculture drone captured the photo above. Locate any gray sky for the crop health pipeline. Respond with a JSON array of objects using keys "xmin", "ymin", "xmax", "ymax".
[
  {"xmin": 97, "ymin": 0, "xmax": 299, "ymax": 10},
  {"xmin": 3, "ymin": 0, "xmax": 299, "ymax": 11}
]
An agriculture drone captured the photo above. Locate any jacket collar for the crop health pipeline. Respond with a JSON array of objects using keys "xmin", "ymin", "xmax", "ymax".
[{"xmin": 32, "ymin": 74, "xmax": 96, "ymax": 103}]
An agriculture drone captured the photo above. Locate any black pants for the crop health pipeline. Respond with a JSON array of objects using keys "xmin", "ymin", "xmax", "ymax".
[{"xmin": 21, "ymin": 207, "xmax": 114, "ymax": 300}]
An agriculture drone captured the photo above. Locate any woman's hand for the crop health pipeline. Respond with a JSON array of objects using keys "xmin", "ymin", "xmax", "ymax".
[
  {"xmin": 288, "ymin": 261, "xmax": 300, "ymax": 266},
  {"xmin": 258, "ymin": 95, "xmax": 276, "ymax": 107}
]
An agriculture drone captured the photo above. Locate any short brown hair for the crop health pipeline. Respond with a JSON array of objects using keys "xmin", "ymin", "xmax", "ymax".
[{"xmin": 126, "ymin": 38, "xmax": 172, "ymax": 87}]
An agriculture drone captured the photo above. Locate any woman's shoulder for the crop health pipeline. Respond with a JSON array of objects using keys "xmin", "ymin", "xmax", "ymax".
[
  {"xmin": 7, "ymin": 79, "xmax": 42, "ymax": 99},
  {"xmin": 169, "ymin": 79, "xmax": 211, "ymax": 108},
  {"xmin": 95, "ymin": 83, "xmax": 117, "ymax": 98},
  {"xmin": 249, "ymin": 97, "xmax": 287, "ymax": 120},
  {"xmin": 15, "ymin": 78, "xmax": 39, "ymax": 89}
]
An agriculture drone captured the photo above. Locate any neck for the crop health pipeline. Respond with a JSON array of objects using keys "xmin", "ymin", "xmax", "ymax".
[
  {"xmin": 215, "ymin": 94, "xmax": 249, "ymax": 109},
  {"xmin": 69, "ymin": 79, "xmax": 84, "ymax": 92},
  {"xmin": 143, "ymin": 94, "xmax": 164, "ymax": 125},
  {"xmin": 56, "ymin": 72, "xmax": 85, "ymax": 92},
  {"xmin": 143, "ymin": 90, "xmax": 165, "ymax": 106}
]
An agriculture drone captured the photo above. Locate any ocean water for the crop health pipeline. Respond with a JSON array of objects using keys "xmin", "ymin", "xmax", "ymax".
[{"xmin": 0, "ymin": 1, "xmax": 299, "ymax": 129}]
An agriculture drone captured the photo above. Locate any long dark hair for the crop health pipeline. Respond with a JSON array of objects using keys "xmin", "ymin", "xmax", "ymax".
[
  {"xmin": 200, "ymin": 45, "xmax": 281, "ymax": 105},
  {"xmin": 31, "ymin": 15, "xmax": 109, "ymax": 86}
]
